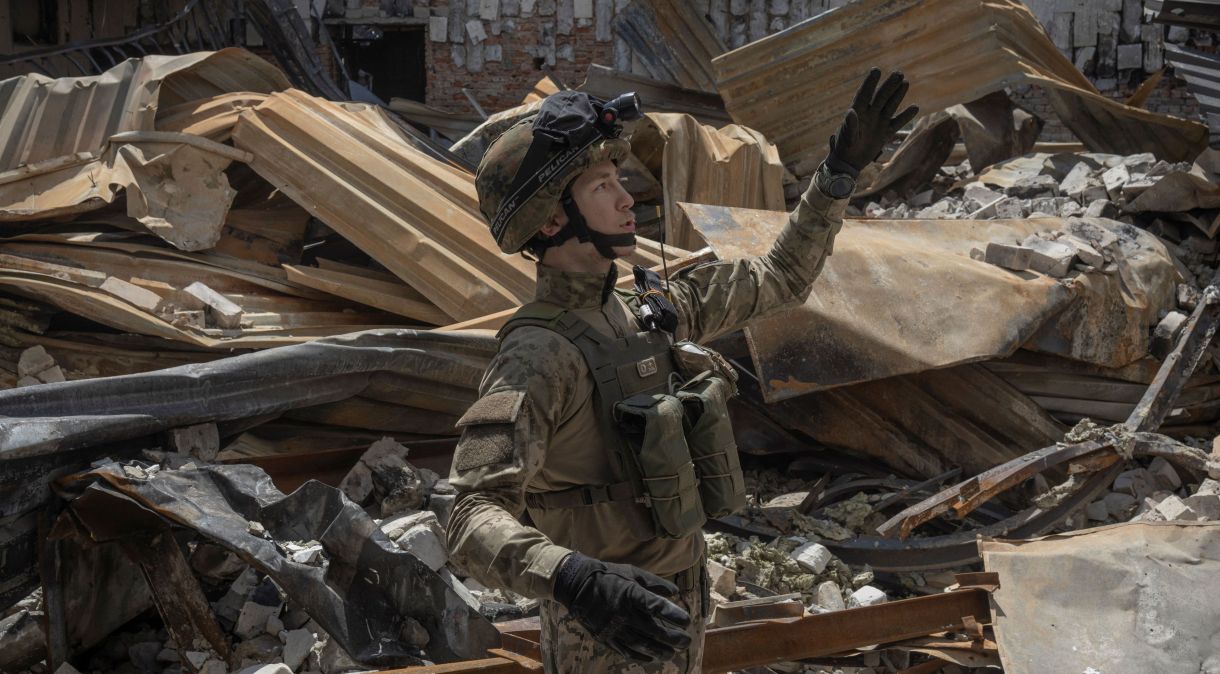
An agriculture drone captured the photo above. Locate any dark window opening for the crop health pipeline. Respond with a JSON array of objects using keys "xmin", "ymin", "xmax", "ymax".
[
  {"xmin": 334, "ymin": 25, "xmax": 427, "ymax": 103},
  {"xmin": 12, "ymin": 0, "xmax": 59, "ymax": 47}
]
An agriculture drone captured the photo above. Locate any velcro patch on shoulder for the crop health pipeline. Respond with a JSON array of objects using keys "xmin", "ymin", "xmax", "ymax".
[
  {"xmin": 457, "ymin": 389, "xmax": 526, "ymax": 427},
  {"xmin": 453, "ymin": 424, "xmax": 515, "ymax": 472}
]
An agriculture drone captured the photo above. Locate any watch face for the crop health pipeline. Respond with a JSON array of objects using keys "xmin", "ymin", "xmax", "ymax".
[{"xmin": 830, "ymin": 175, "xmax": 855, "ymax": 198}]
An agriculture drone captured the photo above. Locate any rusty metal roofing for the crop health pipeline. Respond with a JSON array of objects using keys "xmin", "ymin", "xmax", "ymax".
[
  {"xmin": 712, "ymin": 0, "xmax": 1209, "ymax": 164},
  {"xmin": 688, "ymin": 203, "xmax": 1176, "ymax": 403},
  {"xmin": 231, "ymin": 89, "xmax": 536, "ymax": 322},
  {"xmin": 1165, "ymin": 43, "xmax": 1220, "ymax": 148},
  {"xmin": 0, "ymin": 49, "xmax": 289, "ymax": 172}
]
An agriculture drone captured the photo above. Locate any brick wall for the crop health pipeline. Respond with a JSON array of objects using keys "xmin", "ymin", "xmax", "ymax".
[
  {"xmin": 326, "ymin": 0, "xmax": 1210, "ymax": 143},
  {"xmin": 425, "ymin": 0, "xmax": 616, "ymax": 113}
]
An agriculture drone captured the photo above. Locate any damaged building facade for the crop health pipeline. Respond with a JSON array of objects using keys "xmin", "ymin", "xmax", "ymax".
[{"xmin": 1, "ymin": 0, "xmax": 1220, "ymax": 673}]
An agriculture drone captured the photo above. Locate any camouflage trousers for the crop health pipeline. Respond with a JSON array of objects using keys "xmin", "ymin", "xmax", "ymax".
[{"xmin": 539, "ymin": 563, "xmax": 709, "ymax": 674}]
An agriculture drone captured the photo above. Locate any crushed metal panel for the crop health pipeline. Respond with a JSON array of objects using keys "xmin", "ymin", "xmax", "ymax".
[
  {"xmin": 58, "ymin": 462, "xmax": 499, "ymax": 665},
  {"xmin": 611, "ymin": 1, "xmax": 725, "ymax": 93},
  {"xmin": 0, "ymin": 49, "xmax": 289, "ymax": 172},
  {"xmin": 688, "ymin": 203, "xmax": 1175, "ymax": 401},
  {"xmin": 0, "ymin": 329, "xmax": 495, "ymax": 458},
  {"xmin": 712, "ymin": 0, "xmax": 1209, "ymax": 164},
  {"xmin": 1164, "ymin": 44, "xmax": 1220, "ymax": 149},
  {"xmin": 981, "ymin": 523, "xmax": 1220, "ymax": 674},
  {"xmin": 232, "ymin": 89, "xmax": 535, "ymax": 321},
  {"xmin": 632, "ymin": 115, "xmax": 785, "ymax": 251}
]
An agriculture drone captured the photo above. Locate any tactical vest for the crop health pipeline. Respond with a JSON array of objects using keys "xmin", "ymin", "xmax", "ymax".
[{"xmin": 497, "ymin": 292, "xmax": 747, "ymax": 539}]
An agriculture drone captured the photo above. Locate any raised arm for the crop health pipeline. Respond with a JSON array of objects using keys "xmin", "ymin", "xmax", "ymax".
[{"xmin": 669, "ymin": 69, "xmax": 918, "ymax": 344}]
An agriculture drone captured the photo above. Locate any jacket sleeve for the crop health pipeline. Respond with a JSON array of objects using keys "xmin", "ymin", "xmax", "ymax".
[
  {"xmin": 445, "ymin": 326, "xmax": 585, "ymax": 600},
  {"xmin": 668, "ymin": 181, "xmax": 847, "ymax": 344}
]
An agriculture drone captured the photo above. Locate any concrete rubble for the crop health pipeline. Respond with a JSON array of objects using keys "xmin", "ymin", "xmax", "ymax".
[{"xmin": 1, "ymin": 1, "xmax": 1219, "ymax": 673}]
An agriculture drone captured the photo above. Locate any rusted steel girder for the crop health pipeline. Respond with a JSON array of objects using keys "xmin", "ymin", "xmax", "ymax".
[
  {"xmin": 701, "ymin": 587, "xmax": 991, "ymax": 673},
  {"xmin": 878, "ymin": 280, "xmax": 1220, "ymax": 539},
  {"xmin": 379, "ymin": 587, "xmax": 993, "ymax": 674}
]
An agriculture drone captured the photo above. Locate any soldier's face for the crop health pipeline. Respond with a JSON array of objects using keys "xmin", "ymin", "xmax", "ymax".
[{"xmin": 568, "ymin": 160, "xmax": 637, "ymax": 257}]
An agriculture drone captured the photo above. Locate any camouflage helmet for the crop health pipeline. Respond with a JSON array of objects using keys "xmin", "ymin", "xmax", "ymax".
[{"xmin": 475, "ymin": 97, "xmax": 634, "ymax": 254}]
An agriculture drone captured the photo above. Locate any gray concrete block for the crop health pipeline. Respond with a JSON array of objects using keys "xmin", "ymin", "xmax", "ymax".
[
  {"xmin": 791, "ymin": 541, "xmax": 832, "ymax": 574},
  {"xmin": 985, "ymin": 241, "xmax": 1032, "ymax": 271},
  {"xmin": 1021, "ymin": 237, "xmax": 1076, "ymax": 277},
  {"xmin": 816, "ymin": 580, "xmax": 845, "ymax": 611}
]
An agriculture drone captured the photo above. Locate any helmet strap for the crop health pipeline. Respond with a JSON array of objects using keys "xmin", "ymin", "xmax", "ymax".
[{"xmin": 559, "ymin": 188, "xmax": 635, "ymax": 260}]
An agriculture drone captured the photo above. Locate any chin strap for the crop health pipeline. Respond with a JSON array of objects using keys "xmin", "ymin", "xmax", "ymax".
[
  {"xmin": 559, "ymin": 189, "xmax": 636, "ymax": 260},
  {"xmin": 530, "ymin": 186, "xmax": 637, "ymax": 260}
]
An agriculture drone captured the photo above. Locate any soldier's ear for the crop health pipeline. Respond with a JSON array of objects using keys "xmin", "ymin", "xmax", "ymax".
[{"xmin": 540, "ymin": 205, "xmax": 567, "ymax": 236}]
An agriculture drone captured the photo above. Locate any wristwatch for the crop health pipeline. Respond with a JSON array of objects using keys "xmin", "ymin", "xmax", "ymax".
[{"xmin": 814, "ymin": 162, "xmax": 857, "ymax": 199}]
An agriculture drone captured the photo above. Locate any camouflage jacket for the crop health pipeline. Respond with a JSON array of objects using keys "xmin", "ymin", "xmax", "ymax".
[{"xmin": 447, "ymin": 184, "xmax": 847, "ymax": 599}]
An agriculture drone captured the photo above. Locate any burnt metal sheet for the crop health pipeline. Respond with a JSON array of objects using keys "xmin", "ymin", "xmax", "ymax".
[
  {"xmin": 231, "ymin": 89, "xmax": 536, "ymax": 321},
  {"xmin": 687, "ymin": 203, "xmax": 1176, "ymax": 401},
  {"xmin": 712, "ymin": 0, "xmax": 1209, "ymax": 165},
  {"xmin": 611, "ymin": 1, "xmax": 726, "ymax": 93},
  {"xmin": 1150, "ymin": 0, "xmax": 1220, "ymax": 30},
  {"xmin": 981, "ymin": 523, "xmax": 1220, "ymax": 674},
  {"xmin": 57, "ymin": 461, "xmax": 499, "ymax": 665},
  {"xmin": 1164, "ymin": 44, "xmax": 1220, "ymax": 149},
  {"xmin": 0, "ymin": 0, "xmax": 230, "ymax": 77},
  {"xmin": 0, "ymin": 329, "xmax": 495, "ymax": 615},
  {"xmin": 243, "ymin": 0, "xmax": 350, "ymax": 101},
  {"xmin": 0, "ymin": 329, "xmax": 494, "ymax": 458}
]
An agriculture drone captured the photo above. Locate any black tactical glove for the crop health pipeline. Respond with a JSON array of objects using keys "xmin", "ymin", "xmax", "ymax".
[
  {"xmin": 552, "ymin": 552, "xmax": 693, "ymax": 662},
  {"xmin": 825, "ymin": 68, "xmax": 920, "ymax": 178}
]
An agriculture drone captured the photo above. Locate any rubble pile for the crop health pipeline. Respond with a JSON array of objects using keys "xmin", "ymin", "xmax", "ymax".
[{"xmin": 2, "ymin": 0, "xmax": 1220, "ymax": 671}]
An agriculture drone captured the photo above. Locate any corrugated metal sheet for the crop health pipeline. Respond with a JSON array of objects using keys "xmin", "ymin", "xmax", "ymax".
[
  {"xmin": 612, "ymin": 0, "xmax": 725, "ymax": 93},
  {"xmin": 633, "ymin": 113, "xmax": 786, "ymax": 250},
  {"xmin": 0, "ymin": 49, "xmax": 290, "ymax": 172},
  {"xmin": 712, "ymin": 0, "xmax": 1209, "ymax": 164},
  {"xmin": 231, "ymin": 89, "xmax": 536, "ymax": 322},
  {"xmin": 1149, "ymin": 0, "xmax": 1220, "ymax": 30},
  {"xmin": 1164, "ymin": 43, "xmax": 1220, "ymax": 148}
]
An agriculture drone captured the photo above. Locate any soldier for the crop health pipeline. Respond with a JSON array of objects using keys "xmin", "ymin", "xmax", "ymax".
[{"xmin": 447, "ymin": 69, "xmax": 916, "ymax": 673}]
